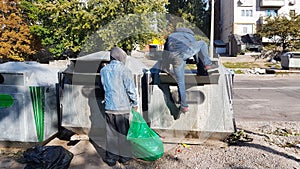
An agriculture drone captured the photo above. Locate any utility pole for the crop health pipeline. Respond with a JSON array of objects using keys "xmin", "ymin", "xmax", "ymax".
[{"xmin": 209, "ymin": 0, "xmax": 214, "ymax": 59}]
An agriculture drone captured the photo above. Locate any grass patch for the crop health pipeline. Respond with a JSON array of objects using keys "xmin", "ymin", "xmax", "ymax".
[
  {"xmin": 222, "ymin": 62, "xmax": 260, "ymax": 68},
  {"xmin": 185, "ymin": 64, "xmax": 197, "ymax": 70},
  {"xmin": 234, "ymin": 69, "xmax": 244, "ymax": 74},
  {"xmin": 275, "ymin": 72, "xmax": 289, "ymax": 75},
  {"xmin": 264, "ymin": 63, "xmax": 281, "ymax": 69}
]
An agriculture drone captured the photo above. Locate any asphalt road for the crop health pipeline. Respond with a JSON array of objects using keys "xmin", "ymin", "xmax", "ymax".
[{"xmin": 232, "ymin": 74, "xmax": 300, "ymax": 121}]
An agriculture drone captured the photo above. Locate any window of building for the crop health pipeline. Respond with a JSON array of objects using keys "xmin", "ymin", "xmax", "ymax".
[
  {"xmin": 241, "ymin": 10, "xmax": 253, "ymax": 17},
  {"xmin": 290, "ymin": 10, "xmax": 296, "ymax": 16},
  {"xmin": 246, "ymin": 10, "xmax": 253, "ymax": 16},
  {"xmin": 238, "ymin": 24, "xmax": 253, "ymax": 35},
  {"xmin": 265, "ymin": 9, "xmax": 278, "ymax": 17},
  {"xmin": 238, "ymin": 0, "xmax": 254, "ymax": 7}
]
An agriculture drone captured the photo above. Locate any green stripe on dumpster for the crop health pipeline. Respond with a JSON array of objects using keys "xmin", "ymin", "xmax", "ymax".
[
  {"xmin": 29, "ymin": 86, "xmax": 45, "ymax": 142},
  {"xmin": 0, "ymin": 94, "xmax": 14, "ymax": 108}
]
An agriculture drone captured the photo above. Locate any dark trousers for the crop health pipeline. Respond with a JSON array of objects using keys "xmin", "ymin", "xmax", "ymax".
[{"xmin": 105, "ymin": 113, "xmax": 132, "ymax": 162}]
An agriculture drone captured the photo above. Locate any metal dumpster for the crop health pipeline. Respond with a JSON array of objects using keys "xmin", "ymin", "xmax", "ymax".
[
  {"xmin": 58, "ymin": 51, "xmax": 147, "ymax": 145},
  {"xmin": 143, "ymin": 50, "xmax": 235, "ymax": 144},
  {"xmin": 280, "ymin": 52, "xmax": 300, "ymax": 70},
  {"xmin": 146, "ymin": 64, "xmax": 234, "ymax": 144},
  {"xmin": 59, "ymin": 50, "xmax": 234, "ymax": 145},
  {"xmin": 0, "ymin": 62, "xmax": 59, "ymax": 142}
]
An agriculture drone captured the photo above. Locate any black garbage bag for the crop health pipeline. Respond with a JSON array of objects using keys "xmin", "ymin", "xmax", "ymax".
[{"xmin": 23, "ymin": 145, "xmax": 73, "ymax": 169}]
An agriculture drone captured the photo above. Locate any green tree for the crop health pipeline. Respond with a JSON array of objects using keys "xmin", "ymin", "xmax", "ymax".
[
  {"xmin": 22, "ymin": 0, "xmax": 168, "ymax": 58},
  {"xmin": 166, "ymin": 0, "xmax": 211, "ymax": 37},
  {"xmin": 258, "ymin": 14, "xmax": 300, "ymax": 53},
  {"xmin": 0, "ymin": 0, "xmax": 38, "ymax": 61}
]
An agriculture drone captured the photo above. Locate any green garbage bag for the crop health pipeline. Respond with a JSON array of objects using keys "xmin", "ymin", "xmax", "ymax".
[{"xmin": 127, "ymin": 110, "xmax": 164, "ymax": 161}]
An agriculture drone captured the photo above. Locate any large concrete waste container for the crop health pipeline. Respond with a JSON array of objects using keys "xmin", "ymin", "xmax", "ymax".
[
  {"xmin": 59, "ymin": 50, "xmax": 234, "ymax": 145},
  {"xmin": 0, "ymin": 62, "xmax": 59, "ymax": 142},
  {"xmin": 143, "ymin": 51, "xmax": 235, "ymax": 144},
  {"xmin": 58, "ymin": 51, "xmax": 109, "ymax": 145},
  {"xmin": 147, "ymin": 65, "xmax": 234, "ymax": 144}
]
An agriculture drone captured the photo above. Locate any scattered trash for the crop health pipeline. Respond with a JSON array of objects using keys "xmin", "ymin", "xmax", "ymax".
[
  {"xmin": 182, "ymin": 143, "xmax": 190, "ymax": 148},
  {"xmin": 174, "ymin": 145, "xmax": 181, "ymax": 161},
  {"xmin": 70, "ymin": 134, "xmax": 89, "ymax": 141},
  {"xmin": 270, "ymin": 59, "xmax": 277, "ymax": 64},
  {"xmin": 270, "ymin": 128, "xmax": 299, "ymax": 136},
  {"xmin": 247, "ymin": 68, "xmax": 266, "ymax": 74},
  {"xmin": 174, "ymin": 143, "xmax": 191, "ymax": 160},
  {"xmin": 224, "ymin": 130, "xmax": 253, "ymax": 145},
  {"xmin": 22, "ymin": 145, "xmax": 73, "ymax": 169}
]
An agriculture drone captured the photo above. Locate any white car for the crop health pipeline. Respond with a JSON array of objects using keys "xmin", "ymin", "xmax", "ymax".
[{"xmin": 280, "ymin": 52, "xmax": 300, "ymax": 70}]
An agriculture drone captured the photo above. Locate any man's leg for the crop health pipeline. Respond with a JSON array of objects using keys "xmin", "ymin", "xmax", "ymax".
[
  {"xmin": 115, "ymin": 113, "xmax": 132, "ymax": 163},
  {"xmin": 198, "ymin": 40, "xmax": 212, "ymax": 66},
  {"xmin": 173, "ymin": 58, "xmax": 188, "ymax": 111},
  {"xmin": 196, "ymin": 58, "xmax": 208, "ymax": 76},
  {"xmin": 197, "ymin": 40, "xmax": 218, "ymax": 74},
  {"xmin": 104, "ymin": 113, "xmax": 119, "ymax": 166}
]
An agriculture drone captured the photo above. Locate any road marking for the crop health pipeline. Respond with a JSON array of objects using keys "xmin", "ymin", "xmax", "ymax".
[
  {"xmin": 234, "ymin": 87, "xmax": 300, "ymax": 90},
  {"xmin": 233, "ymin": 99, "xmax": 270, "ymax": 101}
]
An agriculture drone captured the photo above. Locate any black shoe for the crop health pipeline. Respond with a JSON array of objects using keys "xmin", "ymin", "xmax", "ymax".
[
  {"xmin": 118, "ymin": 158, "xmax": 131, "ymax": 165},
  {"xmin": 173, "ymin": 107, "xmax": 188, "ymax": 120},
  {"xmin": 103, "ymin": 158, "xmax": 117, "ymax": 167},
  {"xmin": 173, "ymin": 111, "xmax": 182, "ymax": 120}
]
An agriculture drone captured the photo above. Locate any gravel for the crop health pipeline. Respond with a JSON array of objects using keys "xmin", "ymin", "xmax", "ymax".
[
  {"xmin": 1, "ymin": 120, "xmax": 299, "ymax": 169},
  {"xmin": 126, "ymin": 120, "xmax": 300, "ymax": 169}
]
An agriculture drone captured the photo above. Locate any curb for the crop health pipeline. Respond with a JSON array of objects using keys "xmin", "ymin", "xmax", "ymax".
[
  {"xmin": 229, "ymin": 68, "xmax": 300, "ymax": 76},
  {"xmin": 266, "ymin": 69, "xmax": 300, "ymax": 74}
]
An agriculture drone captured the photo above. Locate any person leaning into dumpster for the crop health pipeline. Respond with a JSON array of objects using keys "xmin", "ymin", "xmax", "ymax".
[
  {"xmin": 161, "ymin": 27, "xmax": 218, "ymax": 113},
  {"xmin": 99, "ymin": 47, "xmax": 138, "ymax": 167}
]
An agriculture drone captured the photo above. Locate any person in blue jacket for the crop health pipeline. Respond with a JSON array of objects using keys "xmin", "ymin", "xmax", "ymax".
[
  {"xmin": 100, "ymin": 47, "xmax": 138, "ymax": 167},
  {"xmin": 162, "ymin": 27, "xmax": 217, "ymax": 113}
]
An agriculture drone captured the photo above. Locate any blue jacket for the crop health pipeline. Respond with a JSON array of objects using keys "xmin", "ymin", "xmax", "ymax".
[
  {"xmin": 100, "ymin": 60, "xmax": 138, "ymax": 111},
  {"xmin": 164, "ymin": 31, "xmax": 200, "ymax": 62}
]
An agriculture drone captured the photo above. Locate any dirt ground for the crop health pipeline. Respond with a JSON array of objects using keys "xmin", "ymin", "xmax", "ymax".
[{"xmin": 0, "ymin": 120, "xmax": 300, "ymax": 169}]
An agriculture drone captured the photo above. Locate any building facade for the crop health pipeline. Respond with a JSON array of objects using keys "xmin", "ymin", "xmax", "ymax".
[{"xmin": 217, "ymin": 0, "xmax": 300, "ymax": 55}]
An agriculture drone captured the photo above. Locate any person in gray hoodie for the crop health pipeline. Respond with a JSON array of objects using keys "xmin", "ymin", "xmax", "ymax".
[{"xmin": 100, "ymin": 47, "xmax": 138, "ymax": 167}]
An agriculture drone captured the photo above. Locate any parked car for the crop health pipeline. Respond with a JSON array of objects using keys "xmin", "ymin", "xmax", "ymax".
[{"xmin": 280, "ymin": 52, "xmax": 300, "ymax": 70}]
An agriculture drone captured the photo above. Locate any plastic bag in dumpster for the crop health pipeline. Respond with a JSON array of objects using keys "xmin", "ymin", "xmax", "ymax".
[
  {"xmin": 127, "ymin": 109, "xmax": 164, "ymax": 161},
  {"xmin": 23, "ymin": 145, "xmax": 73, "ymax": 169}
]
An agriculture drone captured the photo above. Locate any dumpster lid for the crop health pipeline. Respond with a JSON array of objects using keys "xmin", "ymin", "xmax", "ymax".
[
  {"xmin": 66, "ymin": 51, "xmax": 148, "ymax": 75},
  {"xmin": 0, "ymin": 62, "xmax": 59, "ymax": 86},
  {"xmin": 72, "ymin": 51, "xmax": 110, "ymax": 61}
]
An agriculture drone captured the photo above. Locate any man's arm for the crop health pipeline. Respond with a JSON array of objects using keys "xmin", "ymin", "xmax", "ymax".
[{"xmin": 123, "ymin": 68, "xmax": 138, "ymax": 108}]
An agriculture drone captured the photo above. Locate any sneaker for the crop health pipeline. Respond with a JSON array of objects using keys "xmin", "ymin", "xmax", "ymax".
[
  {"xmin": 180, "ymin": 106, "xmax": 189, "ymax": 113},
  {"xmin": 205, "ymin": 64, "xmax": 218, "ymax": 72}
]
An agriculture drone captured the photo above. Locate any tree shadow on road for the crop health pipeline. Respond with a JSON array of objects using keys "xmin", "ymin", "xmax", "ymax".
[
  {"xmin": 234, "ymin": 142, "xmax": 300, "ymax": 162},
  {"xmin": 228, "ymin": 129, "xmax": 300, "ymax": 163}
]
